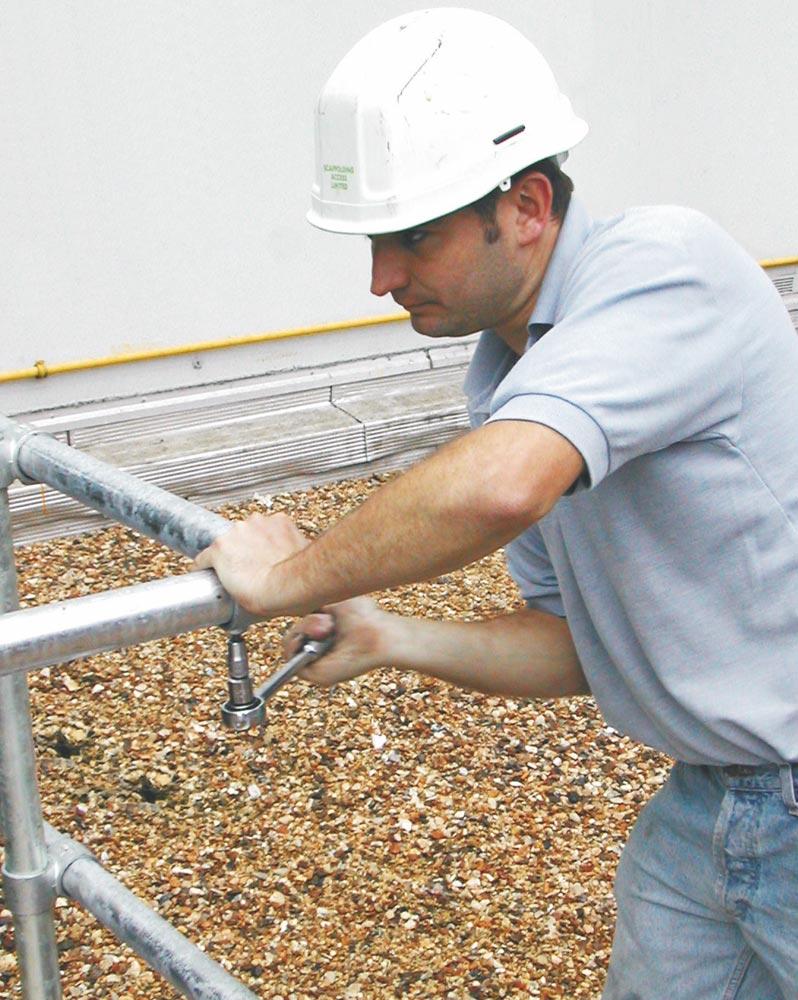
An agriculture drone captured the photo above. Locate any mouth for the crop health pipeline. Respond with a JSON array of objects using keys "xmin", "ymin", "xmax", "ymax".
[{"xmin": 395, "ymin": 299, "xmax": 434, "ymax": 311}]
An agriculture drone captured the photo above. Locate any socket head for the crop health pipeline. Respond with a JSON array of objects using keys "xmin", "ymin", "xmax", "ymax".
[{"xmin": 220, "ymin": 697, "xmax": 265, "ymax": 731}]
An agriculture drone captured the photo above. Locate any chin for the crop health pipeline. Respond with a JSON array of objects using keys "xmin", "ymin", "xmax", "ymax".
[
  {"xmin": 408, "ymin": 315, "xmax": 438, "ymax": 336},
  {"xmin": 410, "ymin": 314, "xmax": 471, "ymax": 339}
]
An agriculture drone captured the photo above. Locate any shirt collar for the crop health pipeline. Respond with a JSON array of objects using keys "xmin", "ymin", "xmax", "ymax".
[
  {"xmin": 464, "ymin": 196, "xmax": 593, "ymax": 416},
  {"xmin": 529, "ymin": 195, "xmax": 593, "ymax": 327}
]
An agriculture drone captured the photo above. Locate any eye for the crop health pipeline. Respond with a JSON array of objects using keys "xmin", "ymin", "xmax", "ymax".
[{"xmin": 400, "ymin": 229, "xmax": 428, "ymax": 250}]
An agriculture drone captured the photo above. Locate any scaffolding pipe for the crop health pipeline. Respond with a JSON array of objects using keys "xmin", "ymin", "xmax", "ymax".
[
  {"xmin": 0, "ymin": 487, "xmax": 62, "ymax": 999},
  {"xmin": 0, "ymin": 414, "xmax": 229, "ymax": 559},
  {"xmin": 0, "ymin": 571, "xmax": 234, "ymax": 678},
  {"xmin": 44, "ymin": 825, "xmax": 258, "ymax": 1000},
  {"xmin": 0, "ymin": 415, "xmax": 267, "ymax": 997}
]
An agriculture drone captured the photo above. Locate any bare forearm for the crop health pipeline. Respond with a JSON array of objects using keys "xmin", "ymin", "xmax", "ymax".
[
  {"xmin": 264, "ymin": 422, "xmax": 583, "ymax": 617},
  {"xmin": 273, "ymin": 453, "xmax": 519, "ymax": 614},
  {"xmin": 353, "ymin": 605, "xmax": 587, "ymax": 699}
]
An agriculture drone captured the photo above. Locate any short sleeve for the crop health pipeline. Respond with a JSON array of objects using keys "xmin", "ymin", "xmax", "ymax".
[{"xmin": 487, "ymin": 212, "xmax": 742, "ymax": 489}]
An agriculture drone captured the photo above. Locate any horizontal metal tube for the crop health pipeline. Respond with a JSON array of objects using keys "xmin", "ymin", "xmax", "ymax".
[
  {"xmin": 0, "ymin": 571, "xmax": 234, "ymax": 677},
  {"xmin": 2, "ymin": 415, "xmax": 229, "ymax": 558},
  {"xmin": 44, "ymin": 827, "xmax": 258, "ymax": 1000}
]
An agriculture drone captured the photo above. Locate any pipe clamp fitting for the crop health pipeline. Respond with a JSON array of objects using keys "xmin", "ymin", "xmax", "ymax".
[
  {"xmin": 44, "ymin": 824, "xmax": 97, "ymax": 895},
  {"xmin": 0, "ymin": 418, "xmax": 43, "ymax": 487},
  {"xmin": 1, "ymin": 862, "xmax": 57, "ymax": 916}
]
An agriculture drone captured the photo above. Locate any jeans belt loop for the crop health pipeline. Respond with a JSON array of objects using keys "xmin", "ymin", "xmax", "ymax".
[{"xmin": 779, "ymin": 763, "xmax": 798, "ymax": 817}]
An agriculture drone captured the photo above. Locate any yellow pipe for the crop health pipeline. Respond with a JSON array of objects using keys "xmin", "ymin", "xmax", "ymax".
[
  {"xmin": 0, "ymin": 312, "xmax": 410, "ymax": 384},
  {"xmin": 759, "ymin": 256, "xmax": 798, "ymax": 269},
  {"xmin": 2, "ymin": 252, "xmax": 796, "ymax": 385}
]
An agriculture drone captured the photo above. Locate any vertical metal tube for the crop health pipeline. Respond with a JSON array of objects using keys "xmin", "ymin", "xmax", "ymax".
[{"xmin": 0, "ymin": 487, "xmax": 62, "ymax": 999}]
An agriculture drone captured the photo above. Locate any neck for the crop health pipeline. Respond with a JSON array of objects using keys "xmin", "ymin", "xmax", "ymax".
[
  {"xmin": 495, "ymin": 326, "xmax": 532, "ymax": 357},
  {"xmin": 494, "ymin": 218, "xmax": 562, "ymax": 356}
]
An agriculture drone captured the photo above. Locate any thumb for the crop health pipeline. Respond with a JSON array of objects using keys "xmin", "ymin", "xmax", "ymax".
[{"xmin": 302, "ymin": 612, "xmax": 335, "ymax": 640}]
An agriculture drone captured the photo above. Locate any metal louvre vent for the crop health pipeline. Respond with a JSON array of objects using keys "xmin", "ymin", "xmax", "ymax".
[{"xmin": 768, "ymin": 267, "xmax": 797, "ymax": 296}]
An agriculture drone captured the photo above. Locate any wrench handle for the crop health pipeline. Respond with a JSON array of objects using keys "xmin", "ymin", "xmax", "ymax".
[{"xmin": 254, "ymin": 634, "xmax": 334, "ymax": 702}]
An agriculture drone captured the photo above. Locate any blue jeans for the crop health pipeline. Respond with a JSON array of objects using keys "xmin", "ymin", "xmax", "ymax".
[{"xmin": 602, "ymin": 761, "xmax": 798, "ymax": 1000}]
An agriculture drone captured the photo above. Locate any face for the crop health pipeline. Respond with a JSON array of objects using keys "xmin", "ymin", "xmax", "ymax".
[{"xmin": 369, "ymin": 205, "xmax": 529, "ymax": 340}]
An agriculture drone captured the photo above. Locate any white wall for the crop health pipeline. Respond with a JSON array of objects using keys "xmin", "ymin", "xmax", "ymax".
[{"xmin": 2, "ymin": 1, "xmax": 796, "ymax": 415}]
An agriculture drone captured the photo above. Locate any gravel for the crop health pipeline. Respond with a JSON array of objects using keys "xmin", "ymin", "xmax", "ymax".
[{"xmin": 1, "ymin": 474, "xmax": 670, "ymax": 998}]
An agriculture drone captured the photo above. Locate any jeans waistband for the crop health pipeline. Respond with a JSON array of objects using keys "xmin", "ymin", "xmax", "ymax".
[{"xmin": 711, "ymin": 761, "xmax": 798, "ymax": 816}]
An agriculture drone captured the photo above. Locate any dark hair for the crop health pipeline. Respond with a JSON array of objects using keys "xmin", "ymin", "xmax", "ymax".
[{"xmin": 470, "ymin": 157, "xmax": 574, "ymax": 243}]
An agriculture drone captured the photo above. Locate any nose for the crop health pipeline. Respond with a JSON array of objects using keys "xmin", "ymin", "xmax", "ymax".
[{"xmin": 370, "ymin": 238, "xmax": 410, "ymax": 298}]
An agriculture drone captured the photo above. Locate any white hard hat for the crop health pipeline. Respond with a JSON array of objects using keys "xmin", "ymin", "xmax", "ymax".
[{"xmin": 308, "ymin": 7, "xmax": 588, "ymax": 235}]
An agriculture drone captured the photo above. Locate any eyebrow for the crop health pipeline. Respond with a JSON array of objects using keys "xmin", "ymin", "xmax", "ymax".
[{"xmin": 369, "ymin": 223, "xmax": 441, "ymax": 242}]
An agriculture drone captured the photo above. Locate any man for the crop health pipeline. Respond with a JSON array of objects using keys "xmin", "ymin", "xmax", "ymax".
[{"xmin": 195, "ymin": 10, "xmax": 798, "ymax": 998}]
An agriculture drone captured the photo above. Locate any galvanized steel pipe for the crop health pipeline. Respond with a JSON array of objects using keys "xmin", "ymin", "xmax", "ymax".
[
  {"xmin": 0, "ymin": 417, "xmax": 264, "ymax": 999},
  {"xmin": 0, "ymin": 488, "xmax": 62, "ymax": 999},
  {"xmin": 0, "ymin": 414, "xmax": 229, "ymax": 558},
  {"xmin": 0, "ymin": 570, "xmax": 235, "ymax": 678},
  {"xmin": 44, "ymin": 825, "xmax": 258, "ymax": 1000}
]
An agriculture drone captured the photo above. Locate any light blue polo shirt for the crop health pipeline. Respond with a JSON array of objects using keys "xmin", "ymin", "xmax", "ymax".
[{"xmin": 465, "ymin": 198, "xmax": 798, "ymax": 765}]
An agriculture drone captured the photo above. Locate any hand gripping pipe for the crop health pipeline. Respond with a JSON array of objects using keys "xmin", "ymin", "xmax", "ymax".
[{"xmin": 0, "ymin": 414, "xmax": 337, "ymax": 729}]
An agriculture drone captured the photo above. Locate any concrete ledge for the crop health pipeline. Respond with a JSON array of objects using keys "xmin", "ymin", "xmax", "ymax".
[{"xmin": 8, "ymin": 345, "xmax": 474, "ymax": 544}]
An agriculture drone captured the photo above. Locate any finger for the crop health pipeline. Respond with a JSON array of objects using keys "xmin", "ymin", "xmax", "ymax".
[
  {"xmin": 296, "ymin": 662, "xmax": 340, "ymax": 689},
  {"xmin": 281, "ymin": 613, "xmax": 334, "ymax": 657},
  {"xmin": 296, "ymin": 646, "xmax": 367, "ymax": 689},
  {"xmin": 192, "ymin": 547, "xmax": 213, "ymax": 571},
  {"xmin": 282, "ymin": 626, "xmax": 304, "ymax": 658}
]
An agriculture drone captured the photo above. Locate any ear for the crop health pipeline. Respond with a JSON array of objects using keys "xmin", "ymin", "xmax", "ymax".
[{"xmin": 502, "ymin": 172, "xmax": 554, "ymax": 247}]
